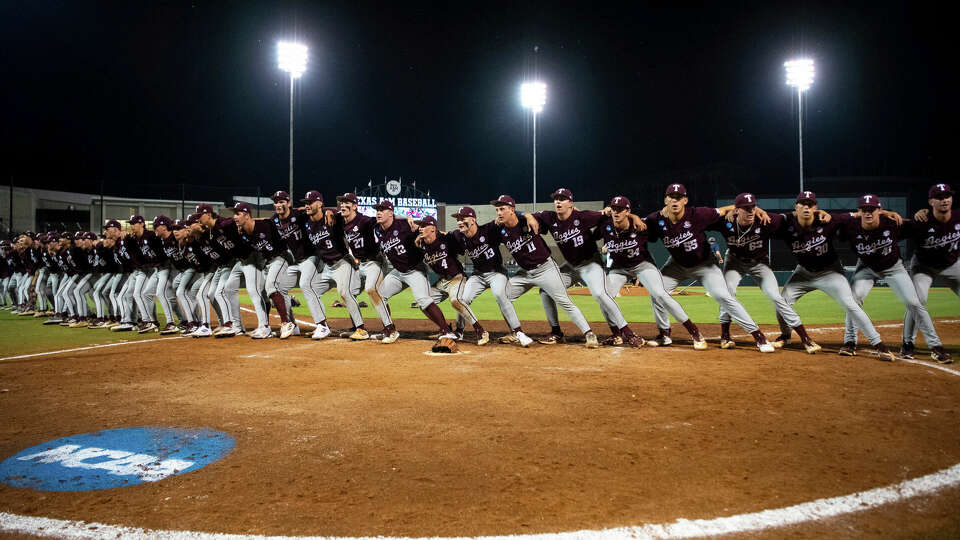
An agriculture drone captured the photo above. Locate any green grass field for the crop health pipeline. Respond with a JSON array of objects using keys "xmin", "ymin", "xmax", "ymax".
[{"xmin": 2, "ymin": 287, "xmax": 956, "ymax": 357}]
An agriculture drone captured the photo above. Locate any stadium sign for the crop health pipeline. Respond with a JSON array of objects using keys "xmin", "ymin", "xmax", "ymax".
[{"xmin": 357, "ymin": 178, "xmax": 438, "ymax": 220}]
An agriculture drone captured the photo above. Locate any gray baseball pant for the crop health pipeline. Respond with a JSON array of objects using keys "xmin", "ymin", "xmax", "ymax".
[
  {"xmin": 132, "ymin": 268, "xmax": 158, "ymax": 323},
  {"xmin": 291, "ymin": 256, "xmax": 326, "ymax": 324},
  {"xmin": 220, "ymin": 258, "xmax": 268, "ymax": 329},
  {"xmin": 34, "ymin": 268, "xmax": 48, "ymax": 311},
  {"xmin": 195, "ymin": 271, "xmax": 218, "ymax": 326},
  {"xmin": 73, "ymin": 273, "xmax": 94, "ymax": 318},
  {"xmin": 903, "ymin": 257, "xmax": 959, "ymax": 344},
  {"xmin": 655, "ymin": 258, "xmax": 760, "ymax": 333},
  {"xmin": 57, "ymin": 274, "xmax": 78, "ymax": 317},
  {"xmin": 541, "ymin": 259, "xmax": 627, "ymax": 330},
  {"xmin": 308, "ymin": 257, "xmax": 364, "ymax": 327},
  {"xmin": 265, "ymin": 256, "xmax": 297, "ymax": 320},
  {"xmin": 107, "ymin": 272, "xmax": 126, "ymax": 319},
  {"xmin": 377, "ymin": 266, "xmax": 434, "ymax": 323},
  {"xmin": 778, "ymin": 263, "xmax": 882, "ymax": 345},
  {"xmin": 506, "ymin": 258, "xmax": 591, "ymax": 333},
  {"xmin": 0, "ymin": 276, "xmax": 10, "ymax": 305},
  {"xmin": 357, "ymin": 259, "xmax": 390, "ymax": 327},
  {"xmin": 719, "ymin": 253, "xmax": 802, "ymax": 328},
  {"xmin": 155, "ymin": 267, "xmax": 181, "ymax": 326},
  {"xmin": 173, "ymin": 268, "xmax": 198, "ymax": 323},
  {"xmin": 17, "ymin": 272, "xmax": 32, "ymax": 305},
  {"xmin": 116, "ymin": 273, "xmax": 137, "ymax": 323},
  {"xmin": 607, "ymin": 261, "xmax": 693, "ymax": 329},
  {"xmin": 430, "ymin": 273, "xmax": 480, "ymax": 327},
  {"xmin": 91, "ymin": 273, "xmax": 112, "ymax": 318},
  {"xmin": 46, "ymin": 273, "xmax": 61, "ymax": 312},
  {"xmin": 461, "ymin": 271, "xmax": 522, "ymax": 330},
  {"xmin": 845, "ymin": 260, "xmax": 941, "ymax": 347}
]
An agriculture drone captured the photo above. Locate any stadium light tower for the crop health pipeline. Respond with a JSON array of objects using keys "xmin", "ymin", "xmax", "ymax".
[
  {"xmin": 278, "ymin": 41, "xmax": 308, "ymax": 197},
  {"xmin": 785, "ymin": 58, "xmax": 815, "ymax": 192},
  {"xmin": 521, "ymin": 81, "xmax": 546, "ymax": 211}
]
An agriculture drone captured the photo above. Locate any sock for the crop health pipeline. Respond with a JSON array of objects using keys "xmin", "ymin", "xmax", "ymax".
[
  {"xmin": 619, "ymin": 325, "xmax": 636, "ymax": 338},
  {"xmin": 422, "ymin": 303, "xmax": 451, "ymax": 332},
  {"xmin": 609, "ymin": 324, "xmax": 621, "ymax": 337},
  {"xmin": 384, "ymin": 323, "xmax": 396, "ymax": 334},
  {"xmin": 682, "ymin": 320, "xmax": 702, "ymax": 339},
  {"xmin": 793, "ymin": 324, "xmax": 811, "ymax": 344},
  {"xmin": 269, "ymin": 292, "xmax": 289, "ymax": 323},
  {"xmin": 750, "ymin": 330, "xmax": 768, "ymax": 345},
  {"xmin": 551, "ymin": 325, "xmax": 563, "ymax": 336},
  {"xmin": 720, "ymin": 321, "xmax": 731, "ymax": 340},
  {"xmin": 472, "ymin": 321, "xmax": 484, "ymax": 333},
  {"xmin": 659, "ymin": 327, "xmax": 672, "ymax": 338}
]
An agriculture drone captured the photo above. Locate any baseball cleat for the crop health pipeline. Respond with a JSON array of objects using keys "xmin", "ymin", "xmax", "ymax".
[
  {"xmin": 899, "ymin": 342, "xmax": 915, "ymax": 360},
  {"xmin": 803, "ymin": 341, "xmax": 822, "ymax": 354},
  {"xmin": 931, "ymin": 346, "xmax": 952, "ymax": 364},
  {"xmin": 440, "ymin": 332, "xmax": 460, "ymax": 341},
  {"xmin": 516, "ymin": 331, "xmax": 534, "ymax": 348},
  {"xmin": 602, "ymin": 335, "xmax": 624, "ymax": 346},
  {"xmin": 585, "ymin": 331, "xmax": 599, "ymax": 349},
  {"xmin": 838, "ymin": 343, "xmax": 857, "ymax": 356},
  {"xmin": 311, "ymin": 325, "xmax": 331, "ymax": 340},
  {"xmin": 191, "ymin": 325, "xmax": 213, "ymax": 338},
  {"xmin": 159, "ymin": 323, "xmax": 180, "ymax": 335},
  {"xmin": 369, "ymin": 332, "xmax": 385, "ymax": 340},
  {"xmin": 33, "ymin": 311, "xmax": 45, "ymax": 318},
  {"xmin": 349, "ymin": 328, "xmax": 370, "ymax": 340},
  {"xmin": 771, "ymin": 335, "xmax": 790, "ymax": 349},
  {"xmin": 719, "ymin": 338, "xmax": 736, "ymax": 349},
  {"xmin": 18, "ymin": 309, "xmax": 35, "ymax": 316},
  {"xmin": 646, "ymin": 334, "xmax": 672, "ymax": 347},
  {"xmin": 279, "ymin": 322, "xmax": 297, "ymax": 339},
  {"xmin": 477, "ymin": 331, "xmax": 490, "ymax": 346},
  {"xmin": 757, "ymin": 342, "xmax": 775, "ymax": 353},
  {"xmin": 693, "ymin": 336, "xmax": 708, "ymax": 350},
  {"xmin": 215, "ymin": 326, "xmax": 239, "ymax": 338},
  {"xmin": 73, "ymin": 320, "xmax": 90, "ymax": 328},
  {"xmin": 381, "ymin": 330, "xmax": 400, "ymax": 344},
  {"xmin": 537, "ymin": 334, "xmax": 565, "ymax": 345},
  {"xmin": 874, "ymin": 343, "xmax": 896, "ymax": 362},
  {"xmin": 111, "ymin": 322, "xmax": 134, "ymax": 332},
  {"xmin": 627, "ymin": 335, "xmax": 645, "ymax": 348},
  {"xmin": 138, "ymin": 322, "xmax": 159, "ymax": 334},
  {"xmin": 498, "ymin": 333, "xmax": 520, "ymax": 344},
  {"xmin": 250, "ymin": 326, "xmax": 272, "ymax": 339},
  {"xmin": 43, "ymin": 317, "xmax": 62, "ymax": 325}
]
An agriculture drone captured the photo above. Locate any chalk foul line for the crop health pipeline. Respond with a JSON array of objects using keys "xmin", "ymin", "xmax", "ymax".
[{"xmin": 0, "ymin": 336, "xmax": 183, "ymax": 362}]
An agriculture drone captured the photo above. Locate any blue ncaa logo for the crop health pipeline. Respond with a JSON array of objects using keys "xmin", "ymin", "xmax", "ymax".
[{"xmin": 0, "ymin": 427, "xmax": 234, "ymax": 492}]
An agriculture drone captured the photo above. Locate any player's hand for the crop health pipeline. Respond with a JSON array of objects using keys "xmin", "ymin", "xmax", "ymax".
[
  {"xmin": 756, "ymin": 207, "xmax": 771, "ymax": 225},
  {"xmin": 524, "ymin": 213, "xmax": 540, "ymax": 234},
  {"xmin": 914, "ymin": 208, "xmax": 930, "ymax": 222},
  {"xmin": 629, "ymin": 213, "xmax": 647, "ymax": 231},
  {"xmin": 817, "ymin": 210, "xmax": 832, "ymax": 223},
  {"xmin": 407, "ymin": 216, "xmax": 419, "ymax": 231},
  {"xmin": 881, "ymin": 209, "xmax": 903, "ymax": 226},
  {"xmin": 602, "ymin": 206, "xmax": 612, "ymax": 216},
  {"xmin": 324, "ymin": 210, "xmax": 336, "ymax": 226},
  {"xmin": 660, "ymin": 206, "xmax": 670, "ymax": 218}
]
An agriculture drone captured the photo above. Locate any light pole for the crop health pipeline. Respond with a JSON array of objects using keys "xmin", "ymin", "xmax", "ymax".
[
  {"xmin": 784, "ymin": 58, "xmax": 814, "ymax": 192},
  {"xmin": 278, "ymin": 41, "xmax": 308, "ymax": 197},
  {"xmin": 521, "ymin": 82, "xmax": 546, "ymax": 211}
]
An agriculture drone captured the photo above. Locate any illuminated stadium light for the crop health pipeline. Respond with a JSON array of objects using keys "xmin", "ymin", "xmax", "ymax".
[
  {"xmin": 784, "ymin": 58, "xmax": 815, "ymax": 91},
  {"xmin": 520, "ymin": 82, "xmax": 546, "ymax": 210},
  {"xmin": 520, "ymin": 82, "xmax": 547, "ymax": 113},
  {"xmin": 277, "ymin": 42, "xmax": 308, "ymax": 78}
]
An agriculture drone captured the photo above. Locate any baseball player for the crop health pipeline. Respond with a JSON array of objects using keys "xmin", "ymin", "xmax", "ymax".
[
  {"xmin": 57, "ymin": 232, "xmax": 85, "ymax": 325},
  {"xmin": 300, "ymin": 190, "xmax": 366, "ymax": 339},
  {"xmin": 31, "ymin": 234, "xmax": 51, "ymax": 316},
  {"xmin": 370, "ymin": 200, "xmax": 457, "ymax": 343},
  {"xmin": 44, "ymin": 233, "xmax": 71, "ymax": 324},
  {"xmin": 337, "ymin": 192, "xmax": 391, "ymax": 340},
  {"xmin": 646, "ymin": 184, "xmax": 774, "ymax": 352},
  {"xmin": 110, "ymin": 222, "xmax": 144, "ymax": 332},
  {"xmin": 68, "ymin": 232, "xmax": 97, "ymax": 327},
  {"xmin": 531, "ymin": 188, "xmax": 644, "ymax": 347},
  {"xmin": 102, "ymin": 220, "xmax": 129, "ymax": 329},
  {"xmin": 597, "ymin": 196, "xmax": 708, "ymax": 349},
  {"xmin": 178, "ymin": 214, "xmax": 215, "ymax": 336},
  {"xmin": 233, "ymin": 202, "xmax": 299, "ymax": 339},
  {"xmin": 405, "ymin": 214, "xmax": 489, "ymax": 344},
  {"xmin": 902, "ymin": 183, "xmax": 959, "ymax": 362},
  {"xmin": 448, "ymin": 206, "xmax": 534, "ymax": 347},
  {"xmin": 261, "ymin": 190, "xmax": 317, "ymax": 338},
  {"xmin": 0, "ymin": 241, "xmax": 10, "ymax": 309},
  {"xmin": 14, "ymin": 233, "xmax": 38, "ymax": 315},
  {"xmin": 151, "ymin": 216, "xmax": 187, "ymax": 334},
  {"xmin": 126, "ymin": 215, "xmax": 164, "ymax": 332},
  {"xmin": 773, "ymin": 191, "xmax": 896, "ymax": 361},
  {"xmin": 832, "ymin": 194, "xmax": 948, "ymax": 362},
  {"xmin": 88, "ymin": 231, "xmax": 118, "ymax": 328},
  {"xmin": 492, "ymin": 194, "xmax": 600, "ymax": 348},
  {"xmin": 711, "ymin": 193, "xmax": 821, "ymax": 353},
  {"xmin": 169, "ymin": 219, "xmax": 200, "ymax": 332},
  {"xmin": 191, "ymin": 212, "xmax": 234, "ymax": 337}
]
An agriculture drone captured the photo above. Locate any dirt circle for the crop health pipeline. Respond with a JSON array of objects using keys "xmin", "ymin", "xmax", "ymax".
[{"xmin": 1, "ymin": 317, "xmax": 959, "ymax": 538}]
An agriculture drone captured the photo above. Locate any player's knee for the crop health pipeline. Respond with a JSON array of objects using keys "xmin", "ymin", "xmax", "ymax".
[
  {"xmin": 367, "ymin": 289, "xmax": 382, "ymax": 305},
  {"xmin": 451, "ymin": 299, "xmax": 464, "ymax": 311}
]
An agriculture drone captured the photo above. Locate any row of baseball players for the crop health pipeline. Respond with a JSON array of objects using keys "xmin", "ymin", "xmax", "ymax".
[{"xmin": 1, "ymin": 182, "xmax": 956, "ymax": 362}]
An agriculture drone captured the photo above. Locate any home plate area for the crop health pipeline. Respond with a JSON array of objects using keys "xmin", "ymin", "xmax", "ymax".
[{"xmin": 1, "ymin": 319, "xmax": 960, "ymax": 539}]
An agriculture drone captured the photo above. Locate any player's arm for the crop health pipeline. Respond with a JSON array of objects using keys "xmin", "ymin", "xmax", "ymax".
[
  {"xmin": 524, "ymin": 213, "xmax": 541, "ymax": 234},
  {"xmin": 879, "ymin": 209, "xmax": 903, "ymax": 226},
  {"xmin": 914, "ymin": 208, "xmax": 930, "ymax": 222},
  {"xmin": 406, "ymin": 216, "xmax": 420, "ymax": 232}
]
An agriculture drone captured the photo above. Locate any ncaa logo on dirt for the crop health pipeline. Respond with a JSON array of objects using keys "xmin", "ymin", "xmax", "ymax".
[{"xmin": 0, "ymin": 427, "xmax": 234, "ymax": 492}]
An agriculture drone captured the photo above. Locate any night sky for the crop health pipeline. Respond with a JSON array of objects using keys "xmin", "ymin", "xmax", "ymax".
[{"xmin": 1, "ymin": 2, "xmax": 951, "ymax": 206}]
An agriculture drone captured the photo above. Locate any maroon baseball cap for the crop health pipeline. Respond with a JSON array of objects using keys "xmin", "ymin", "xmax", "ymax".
[
  {"xmin": 336, "ymin": 192, "xmax": 359, "ymax": 204},
  {"xmin": 195, "ymin": 204, "xmax": 215, "ymax": 215},
  {"xmin": 858, "ymin": 194, "xmax": 882, "ymax": 209},
  {"xmin": 232, "ymin": 202, "xmax": 253, "ymax": 214},
  {"xmin": 271, "ymin": 190, "xmax": 291, "ymax": 202},
  {"xmin": 46, "ymin": 232, "xmax": 60, "ymax": 241},
  {"xmin": 129, "ymin": 215, "xmax": 145, "ymax": 225},
  {"xmin": 734, "ymin": 193, "xmax": 757, "ymax": 208},
  {"xmin": 171, "ymin": 220, "xmax": 185, "ymax": 231},
  {"xmin": 415, "ymin": 215, "xmax": 438, "ymax": 227},
  {"xmin": 796, "ymin": 191, "xmax": 817, "ymax": 205},
  {"xmin": 451, "ymin": 206, "xmax": 477, "ymax": 219},
  {"xmin": 929, "ymin": 183, "xmax": 954, "ymax": 198},
  {"xmin": 73, "ymin": 231, "xmax": 84, "ymax": 240},
  {"xmin": 186, "ymin": 213, "xmax": 201, "ymax": 225},
  {"xmin": 301, "ymin": 190, "xmax": 323, "ymax": 204},
  {"xmin": 665, "ymin": 183, "xmax": 687, "ymax": 197},
  {"xmin": 153, "ymin": 215, "xmax": 173, "ymax": 229},
  {"xmin": 373, "ymin": 200, "xmax": 394, "ymax": 211},
  {"xmin": 104, "ymin": 219, "xmax": 121, "ymax": 229},
  {"xmin": 83, "ymin": 231, "xmax": 97, "ymax": 240},
  {"xmin": 609, "ymin": 196, "xmax": 631, "ymax": 209},
  {"xmin": 491, "ymin": 194, "xmax": 516, "ymax": 207},
  {"xmin": 551, "ymin": 188, "xmax": 574, "ymax": 200}
]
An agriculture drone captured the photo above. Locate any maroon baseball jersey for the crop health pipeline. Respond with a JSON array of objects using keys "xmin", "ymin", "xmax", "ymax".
[
  {"xmin": 136, "ymin": 230, "xmax": 166, "ymax": 266},
  {"xmin": 775, "ymin": 213, "xmax": 844, "ymax": 272},
  {"xmin": 533, "ymin": 209, "xmax": 605, "ymax": 266},
  {"xmin": 422, "ymin": 231, "xmax": 464, "ymax": 280},
  {"xmin": 211, "ymin": 217, "xmax": 253, "ymax": 260},
  {"xmin": 272, "ymin": 210, "xmax": 310, "ymax": 262},
  {"xmin": 451, "ymin": 221, "xmax": 506, "ymax": 274},
  {"xmin": 832, "ymin": 213, "xmax": 913, "ymax": 272},
  {"xmin": 374, "ymin": 219, "xmax": 424, "ymax": 272},
  {"xmin": 67, "ymin": 246, "xmax": 91, "ymax": 274},
  {"xmin": 239, "ymin": 219, "xmax": 288, "ymax": 261},
  {"xmin": 343, "ymin": 213, "xmax": 380, "ymax": 262},
  {"xmin": 118, "ymin": 235, "xmax": 143, "ymax": 270},
  {"xmin": 160, "ymin": 234, "xmax": 189, "ymax": 271},
  {"xmin": 183, "ymin": 238, "xmax": 215, "ymax": 273},
  {"xmin": 304, "ymin": 214, "xmax": 350, "ymax": 264},
  {"xmin": 94, "ymin": 243, "xmax": 120, "ymax": 273},
  {"xmin": 499, "ymin": 220, "xmax": 552, "ymax": 270},
  {"xmin": 595, "ymin": 216, "xmax": 653, "ymax": 269},
  {"xmin": 646, "ymin": 207, "xmax": 722, "ymax": 268},
  {"xmin": 910, "ymin": 212, "xmax": 960, "ymax": 269},
  {"xmin": 711, "ymin": 213, "xmax": 784, "ymax": 263}
]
